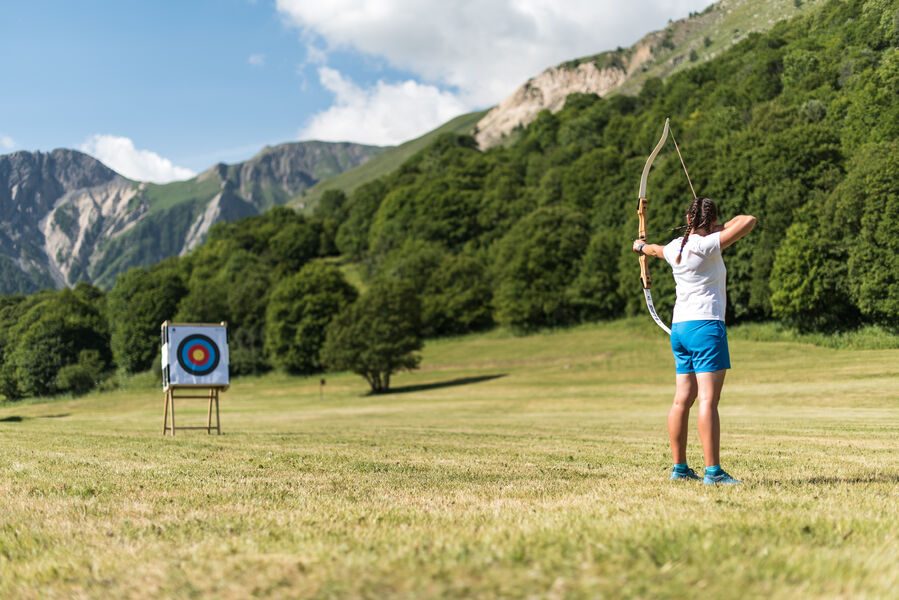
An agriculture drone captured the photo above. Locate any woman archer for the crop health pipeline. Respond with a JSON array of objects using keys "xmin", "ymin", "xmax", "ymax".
[{"xmin": 633, "ymin": 197, "xmax": 756, "ymax": 485}]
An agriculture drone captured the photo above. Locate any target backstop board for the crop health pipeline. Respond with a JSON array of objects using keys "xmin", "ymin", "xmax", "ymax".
[{"xmin": 161, "ymin": 321, "xmax": 230, "ymax": 390}]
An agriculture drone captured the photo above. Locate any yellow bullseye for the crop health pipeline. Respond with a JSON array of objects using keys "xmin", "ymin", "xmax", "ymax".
[{"xmin": 191, "ymin": 348, "xmax": 206, "ymax": 362}]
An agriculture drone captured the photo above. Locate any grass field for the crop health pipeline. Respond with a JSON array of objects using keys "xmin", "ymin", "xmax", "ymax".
[{"xmin": 1, "ymin": 320, "xmax": 897, "ymax": 598}]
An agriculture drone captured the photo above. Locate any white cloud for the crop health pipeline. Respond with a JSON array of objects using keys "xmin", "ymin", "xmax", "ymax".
[
  {"xmin": 248, "ymin": 53, "xmax": 266, "ymax": 67},
  {"xmin": 80, "ymin": 135, "xmax": 196, "ymax": 183},
  {"xmin": 0, "ymin": 135, "xmax": 14, "ymax": 150},
  {"xmin": 276, "ymin": 0, "xmax": 712, "ymax": 107},
  {"xmin": 300, "ymin": 67, "xmax": 468, "ymax": 145}
]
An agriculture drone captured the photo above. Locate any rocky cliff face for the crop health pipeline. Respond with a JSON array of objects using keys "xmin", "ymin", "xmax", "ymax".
[
  {"xmin": 0, "ymin": 149, "xmax": 130, "ymax": 290},
  {"xmin": 40, "ymin": 176, "xmax": 143, "ymax": 286},
  {"xmin": 0, "ymin": 141, "xmax": 382, "ymax": 293},
  {"xmin": 474, "ymin": 0, "xmax": 813, "ymax": 149},
  {"xmin": 474, "ymin": 61, "xmax": 633, "ymax": 149},
  {"xmin": 473, "ymin": 27, "xmax": 671, "ymax": 150}
]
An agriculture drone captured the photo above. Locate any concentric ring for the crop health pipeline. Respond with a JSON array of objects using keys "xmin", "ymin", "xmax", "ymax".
[{"xmin": 177, "ymin": 334, "xmax": 220, "ymax": 376}]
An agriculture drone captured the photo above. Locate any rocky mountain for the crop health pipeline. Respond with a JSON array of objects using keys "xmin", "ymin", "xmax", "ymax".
[
  {"xmin": 0, "ymin": 141, "xmax": 382, "ymax": 293},
  {"xmin": 474, "ymin": 0, "xmax": 824, "ymax": 149}
]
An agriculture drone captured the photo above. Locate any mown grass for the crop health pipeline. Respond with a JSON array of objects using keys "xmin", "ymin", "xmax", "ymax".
[{"xmin": 1, "ymin": 320, "xmax": 897, "ymax": 598}]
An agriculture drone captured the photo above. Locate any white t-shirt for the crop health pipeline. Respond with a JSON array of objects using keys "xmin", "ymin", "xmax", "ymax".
[{"xmin": 663, "ymin": 231, "xmax": 726, "ymax": 323}]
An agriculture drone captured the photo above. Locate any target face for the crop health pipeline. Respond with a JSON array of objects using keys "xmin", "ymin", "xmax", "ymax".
[{"xmin": 177, "ymin": 334, "xmax": 221, "ymax": 376}]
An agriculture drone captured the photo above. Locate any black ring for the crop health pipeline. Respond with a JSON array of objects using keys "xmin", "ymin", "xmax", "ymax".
[{"xmin": 177, "ymin": 334, "xmax": 221, "ymax": 376}]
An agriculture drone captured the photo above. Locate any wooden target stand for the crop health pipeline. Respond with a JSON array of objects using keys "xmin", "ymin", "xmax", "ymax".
[
  {"xmin": 163, "ymin": 385, "xmax": 225, "ymax": 436},
  {"xmin": 162, "ymin": 386, "xmax": 227, "ymax": 436}
]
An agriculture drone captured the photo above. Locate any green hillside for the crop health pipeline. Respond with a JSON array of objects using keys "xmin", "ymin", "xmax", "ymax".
[
  {"xmin": 328, "ymin": 0, "xmax": 898, "ymax": 335},
  {"xmin": 1, "ymin": 320, "xmax": 897, "ymax": 597},
  {"xmin": 596, "ymin": 0, "xmax": 829, "ymax": 96},
  {"xmin": 292, "ymin": 110, "xmax": 487, "ymax": 211}
]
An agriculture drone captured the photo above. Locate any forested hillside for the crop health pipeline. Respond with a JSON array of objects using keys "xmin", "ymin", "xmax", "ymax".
[
  {"xmin": 333, "ymin": 0, "xmax": 897, "ymax": 332},
  {"xmin": 0, "ymin": 0, "xmax": 896, "ymax": 399}
]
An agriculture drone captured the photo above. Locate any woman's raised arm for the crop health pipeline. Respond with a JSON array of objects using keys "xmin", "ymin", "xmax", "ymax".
[{"xmin": 718, "ymin": 215, "xmax": 757, "ymax": 249}]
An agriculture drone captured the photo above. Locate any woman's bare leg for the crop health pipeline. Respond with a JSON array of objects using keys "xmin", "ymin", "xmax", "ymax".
[
  {"xmin": 696, "ymin": 369, "xmax": 727, "ymax": 467},
  {"xmin": 668, "ymin": 374, "xmax": 697, "ymax": 464}
]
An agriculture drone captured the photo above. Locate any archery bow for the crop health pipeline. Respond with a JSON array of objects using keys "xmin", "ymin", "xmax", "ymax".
[{"xmin": 636, "ymin": 118, "xmax": 697, "ymax": 336}]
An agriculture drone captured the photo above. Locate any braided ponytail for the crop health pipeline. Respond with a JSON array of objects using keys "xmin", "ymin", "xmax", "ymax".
[
  {"xmin": 676, "ymin": 198, "xmax": 700, "ymax": 264},
  {"xmin": 675, "ymin": 197, "xmax": 718, "ymax": 264}
]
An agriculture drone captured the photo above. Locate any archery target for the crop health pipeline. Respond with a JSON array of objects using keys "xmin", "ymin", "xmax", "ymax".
[
  {"xmin": 177, "ymin": 334, "xmax": 220, "ymax": 376},
  {"xmin": 161, "ymin": 323, "xmax": 229, "ymax": 389}
]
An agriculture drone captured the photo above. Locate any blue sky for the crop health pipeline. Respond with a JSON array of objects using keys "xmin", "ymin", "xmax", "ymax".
[{"xmin": 0, "ymin": 0, "xmax": 711, "ymax": 181}]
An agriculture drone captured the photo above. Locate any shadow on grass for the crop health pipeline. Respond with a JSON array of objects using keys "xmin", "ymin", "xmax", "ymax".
[
  {"xmin": 0, "ymin": 413, "xmax": 70, "ymax": 423},
  {"xmin": 380, "ymin": 374, "xmax": 507, "ymax": 395}
]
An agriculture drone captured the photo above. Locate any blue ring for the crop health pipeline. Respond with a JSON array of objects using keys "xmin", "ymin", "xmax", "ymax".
[{"xmin": 177, "ymin": 334, "xmax": 220, "ymax": 376}]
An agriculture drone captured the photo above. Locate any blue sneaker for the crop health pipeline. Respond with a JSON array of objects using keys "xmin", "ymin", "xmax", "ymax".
[
  {"xmin": 703, "ymin": 469, "xmax": 741, "ymax": 485},
  {"xmin": 670, "ymin": 467, "xmax": 701, "ymax": 481}
]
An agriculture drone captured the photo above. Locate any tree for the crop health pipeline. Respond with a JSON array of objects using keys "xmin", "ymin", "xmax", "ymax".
[
  {"xmin": 321, "ymin": 279, "xmax": 422, "ymax": 393},
  {"xmin": 421, "ymin": 253, "xmax": 493, "ymax": 336},
  {"xmin": 770, "ymin": 221, "xmax": 858, "ymax": 331},
  {"xmin": 264, "ymin": 262, "xmax": 357, "ymax": 374},
  {"xmin": 492, "ymin": 206, "xmax": 590, "ymax": 330},
  {"xmin": 315, "ymin": 189, "xmax": 349, "ymax": 256},
  {"xmin": 107, "ymin": 263, "xmax": 187, "ymax": 373},
  {"xmin": 839, "ymin": 142, "xmax": 899, "ymax": 327},
  {"xmin": 1, "ymin": 290, "xmax": 111, "ymax": 398},
  {"xmin": 56, "ymin": 350, "xmax": 106, "ymax": 396},
  {"xmin": 177, "ymin": 250, "xmax": 273, "ymax": 375},
  {"xmin": 336, "ymin": 180, "xmax": 388, "ymax": 258},
  {"xmin": 568, "ymin": 230, "xmax": 625, "ymax": 322}
]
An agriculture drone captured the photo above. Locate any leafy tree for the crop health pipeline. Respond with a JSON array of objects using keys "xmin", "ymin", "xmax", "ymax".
[
  {"xmin": 376, "ymin": 241, "xmax": 492, "ymax": 336},
  {"xmin": 377, "ymin": 239, "xmax": 447, "ymax": 292},
  {"xmin": 421, "ymin": 253, "xmax": 493, "ymax": 336},
  {"xmin": 315, "ymin": 189, "xmax": 349, "ymax": 256},
  {"xmin": 838, "ymin": 142, "xmax": 899, "ymax": 327},
  {"xmin": 321, "ymin": 279, "xmax": 422, "ymax": 393},
  {"xmin": 56, "ymin": 350, "xmax": 106, "ymax": 396},
  {"xmin": 107, "ymin": 263, "xmax": 187, "ymax": 373},
  {"xmin": 770, "ymin": 221, "xmax": 858, "ymax": 331},
  {"xmin": 1, "ymin": 290, "xmax": 111, "ymax": 398},
  {"xmin": 367, "ymin": 135, "xmax": 486, "ymax": 258},
  {"xmin": 178, "ymin": 250, "xmax": 273, "ymax": 375},
  {"xmin": 568, "ymin": 230, "xmax": 625, "ymax": 321},
  {"xmin": 336, "ymin": 180, "xmax": 388, "ymax": 258},
  {"xmin": 264, "ymin": 262, "xmax": 357, "ymax": 374},
  {"xmin": 492, "ymin": 206, "xmax": 590, "ymax": 330},
  {"xmin": 316, "ymin": 189, "xmax": 349, "ymax": 222},
  {"xmin": 204, "ymin": 207, "xmax": 323, "ymax": 275}
]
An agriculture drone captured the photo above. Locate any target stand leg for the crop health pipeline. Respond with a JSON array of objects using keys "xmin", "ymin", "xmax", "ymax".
[
  {"xmin": 169, "ymin": 391, "xmax": 176, "ymax": 436},
  {"xmin": 214, "ymin": 389, "xmax": 221, "ymax": 435},
  {"xmin": 207, "ymin": 388, "xmax": 214, "ymax": 434},
  {"xmin": 163, "ymin": 390, "xmax": 170, "ymax": 435}
]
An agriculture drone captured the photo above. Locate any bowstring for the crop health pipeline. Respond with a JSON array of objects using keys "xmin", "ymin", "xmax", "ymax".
[{"xmin": 668, "ymin": 124, "xmax": 697, "ymax": 200}]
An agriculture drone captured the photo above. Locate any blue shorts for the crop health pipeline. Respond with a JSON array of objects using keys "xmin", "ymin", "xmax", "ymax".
[{"xmin": 670, "ymin": 320, "xmax": 731, "ymax": 374}]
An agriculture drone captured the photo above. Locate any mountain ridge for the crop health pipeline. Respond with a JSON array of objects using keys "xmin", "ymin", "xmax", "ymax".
[
  {"xmin": 474, "ymin": 0, "xmax": 826, "ymax": 148},
  {"xmin": 0, "ymin": 141, "xmax": 383, "ymax": 292}
]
